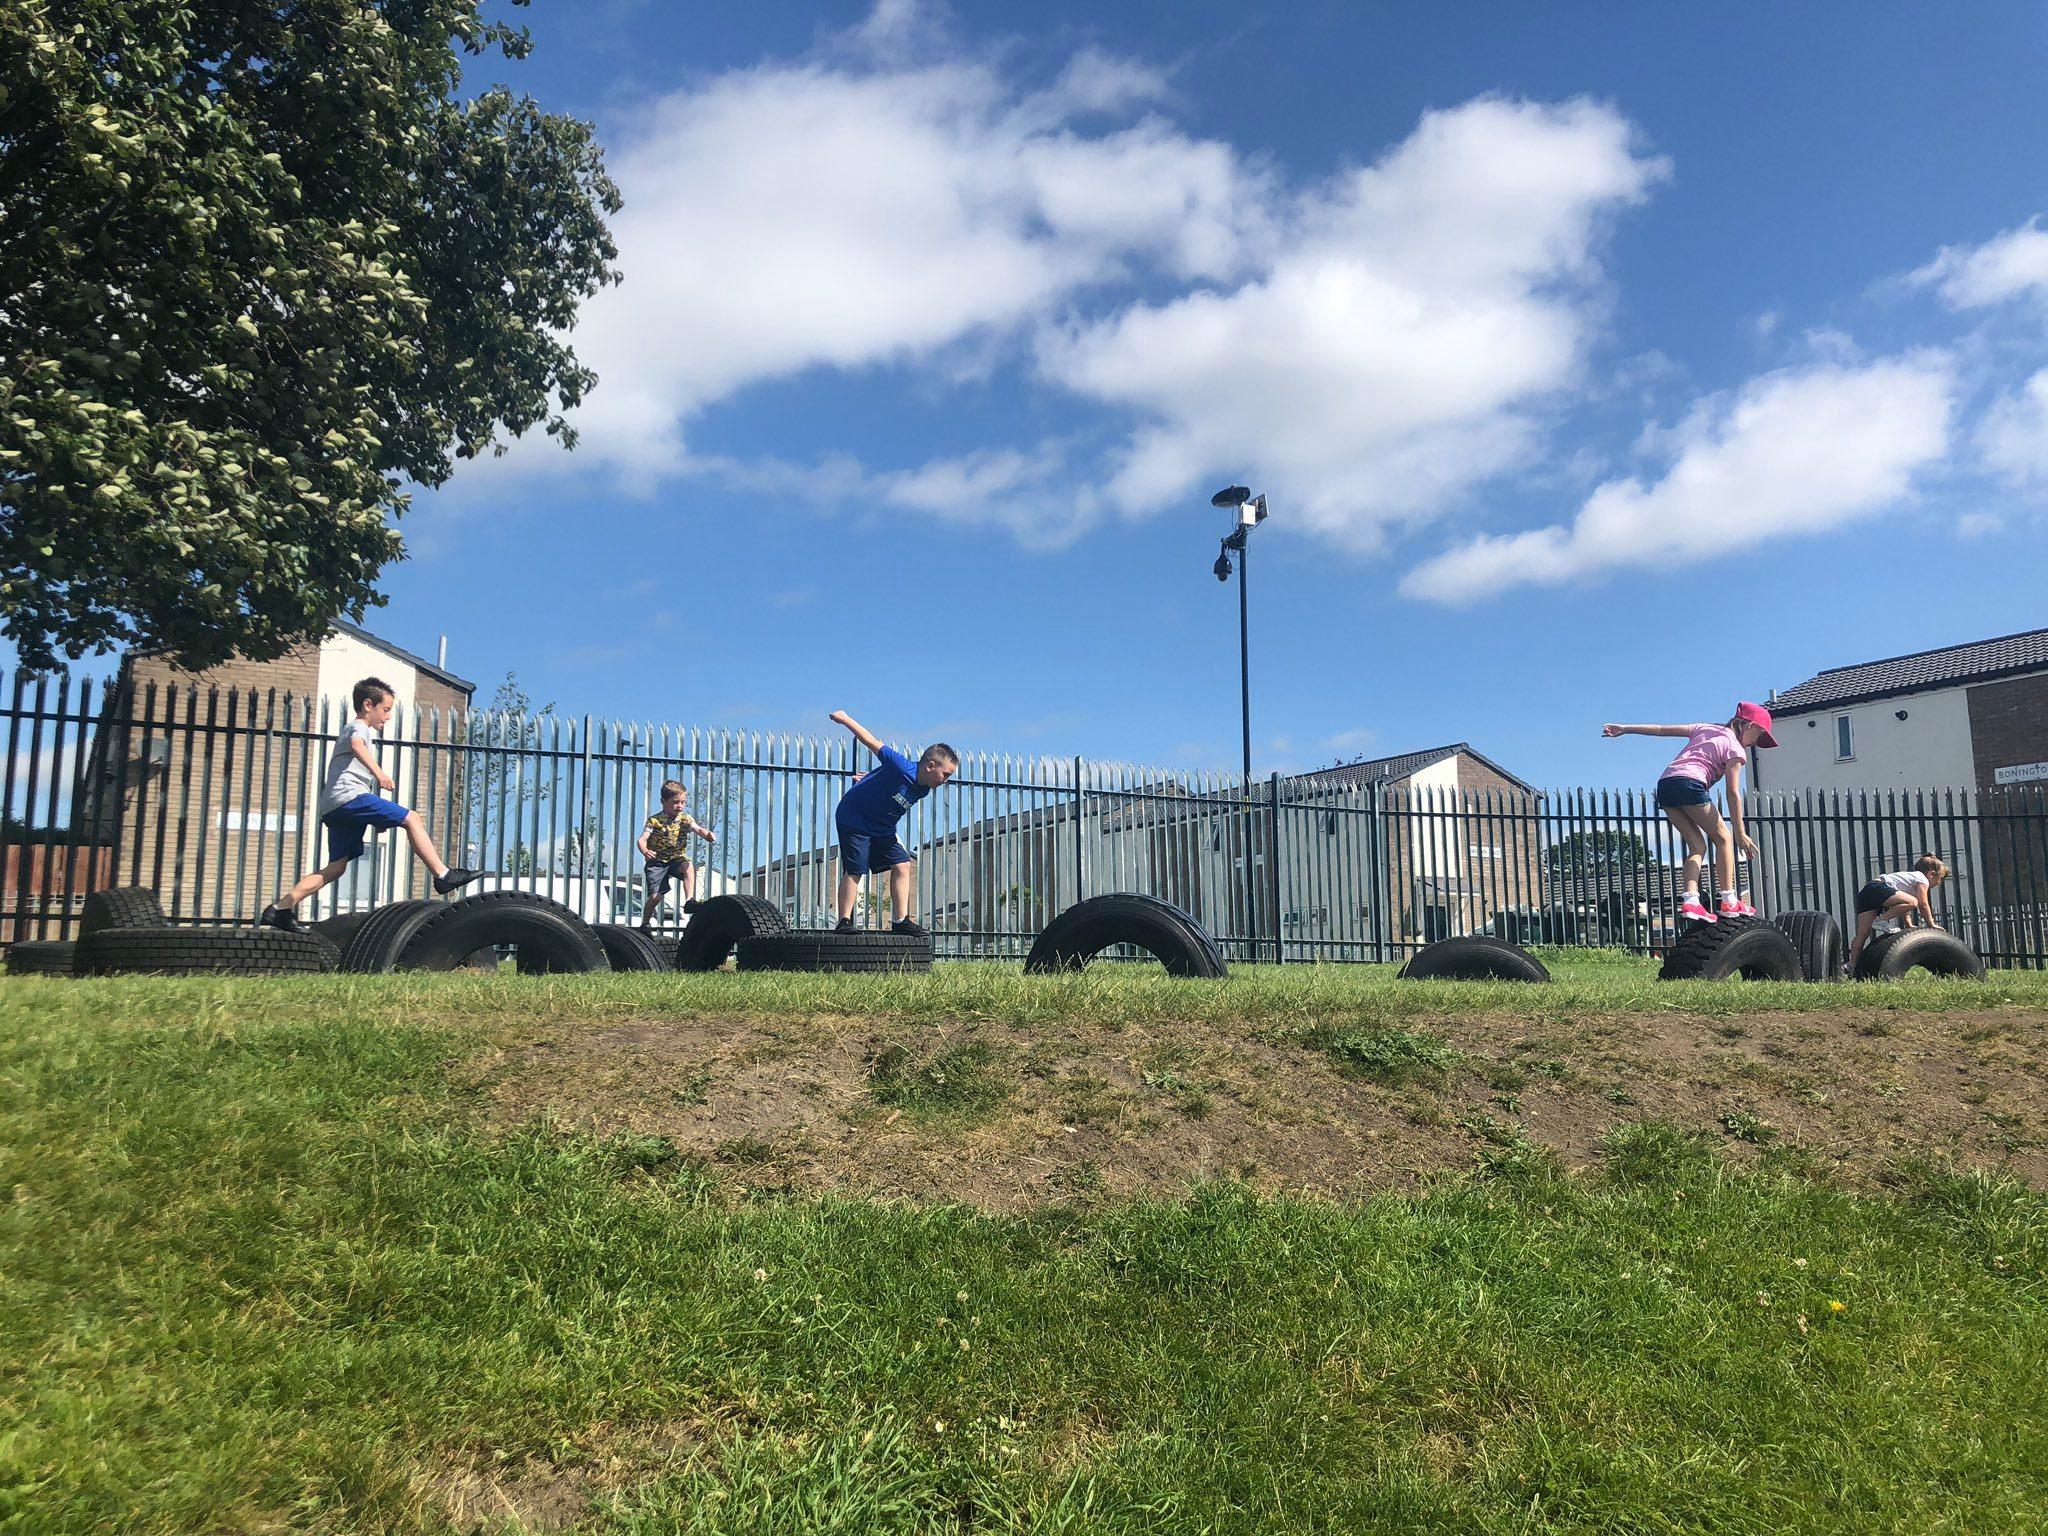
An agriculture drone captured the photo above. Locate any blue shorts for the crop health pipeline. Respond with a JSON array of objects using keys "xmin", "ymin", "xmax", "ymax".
[
  {"xmin": 838, "ymin": 824, "xmax": 913, "ymax": 877},
  {"xmin": 1655, "ymin": 776, "xmax": 1712, "ymax": 810},
  {"xmin": 322, "ymin": 793, "xmax": 412, "ymax": 861}
]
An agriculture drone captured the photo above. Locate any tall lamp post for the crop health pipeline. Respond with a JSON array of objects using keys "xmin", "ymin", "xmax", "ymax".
[{"xmin": 1210, "ymin": 484, "xmax": 1269, "ymax": 956}]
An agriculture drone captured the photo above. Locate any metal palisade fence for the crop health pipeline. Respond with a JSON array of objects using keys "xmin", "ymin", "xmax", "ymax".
[{"xmin": 4, "ymin": 671, "xmax": 2046, "ymax": 967}]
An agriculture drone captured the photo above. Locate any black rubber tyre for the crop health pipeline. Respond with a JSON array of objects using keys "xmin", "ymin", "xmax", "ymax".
[
  {"xmin": 80, "ymin": 886, "xmax": 167, "ymax": 936},
  {"xmin": 337, "ymin": 900, "xmax": 442, "ymax": 974},
  {"xmin": 736, "ymin": 930, "xmax": 934, "ymax": 973},
  {"xmin": 76, "ymin": 925, "xmax": 339, "ymax": 976},
  {"xmin": 1772, "ymin": 909, "xmax": 1844, "ymax": 983},
  {"xmin": 1117, "ymin": 893, "xmax": 1229, "ymax": 969},
  {"xmin": 674, "ymin": 894, "xmax": 790, "ymax": 972},
  {"xmin": 5, "ymin": 940, "xmax": 77, "ymax": 976},
  {"xmin": 591, "ymin": 923, "xmax": 674, "ymax": 972},
  {"xmin": 1658, "ymin": 915, "xmax": 1804, "ymax": 982},
  {"xmin": 1855, "ymin": 928, "xmax": 1986, "ymax": 982},
  {"xmin": 1398, "ymin": 935, "xmax": 1551, "ymax": 983},
  {"xmin": 1024, "ymin": 894, "xmax": 1228, "ymax": 979},
  {"xmin": 397, "ymin": 891, "xmax": 609, "ymax": 974},
  {"xmin": 307, "ymin": 908, "xmax": 378, "ymax": 951}
]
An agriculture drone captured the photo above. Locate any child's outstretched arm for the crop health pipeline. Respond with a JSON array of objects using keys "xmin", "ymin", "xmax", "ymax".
[
  {"xmin": 829, "ymin": 709, "xmax": 885, "ymax": 756},
  {"xmin": 1918, "ymin": 886, "xmax": 1938, "ymax": 930},
  {"xmin": 693, "ymin": 821, "xmax": 717, "ymax": 845},
  {"xmin": 1601, "ymin": 723, "xmax": 1691, "ymax": 738}
]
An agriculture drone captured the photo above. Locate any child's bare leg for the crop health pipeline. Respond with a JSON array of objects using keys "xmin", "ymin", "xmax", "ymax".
[
  {"xmin": 1882, "ymin": 892, "xmax": 1918, "ymax": 928},
  {"xmin": 837, "ymin": 872, "xmax": 860, "ymax": 923},
  {"xmin": 1847, "ymin": 910, "xmax": 1878, "ymax": 966},
  {"xmin": 889, "ymin": 861, "xmax": 916, "ymax": 923},
  {"xmin": 681, "ymin": 863, "xmax": 696, "ymax": 905},
  {"xmin": 1692, "ymin": 804, "xmax": 1735, "ymax": 899},
  {"xmin": 401, "ymin": 810, "xmax": 450, "ymax": 880},
  {"xmin": 279, "ymin": 858, "xmax": 350, "ymax": 909},
  {"xmin": 1664, "ymin": 808, "xmax": 1707, "ymax": 896}
]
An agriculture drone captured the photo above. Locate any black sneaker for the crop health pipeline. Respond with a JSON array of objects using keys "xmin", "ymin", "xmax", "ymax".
[
  {"xmin": 259, "ymin": 904, "xmax": 304, "ymax": 934},
  {"xmin": 835, "ymin": 917, "xmax": 856, "ymax": 933},
  {"xmin": 891, "ymin": 918, "xmax": 927, "ymax": 938},
  {"xmin": 433, "ymin": 867, "xmax": 481, "ymax": 896}
]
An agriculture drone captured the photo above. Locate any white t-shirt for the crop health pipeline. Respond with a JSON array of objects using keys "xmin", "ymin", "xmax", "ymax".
[
  {"xmin": 319, "ymin": 721, "xmax": 381, "ymax": 814},
  {"xmin": 1880, "ymin": 870, "xmax": 1930, "ymax": 897}
]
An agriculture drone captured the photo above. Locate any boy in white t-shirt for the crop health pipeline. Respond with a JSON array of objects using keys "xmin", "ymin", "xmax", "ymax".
[
  {"xmin": 1846, "ymin": 854, "xmax": 1950, "ymax": 972},
  {"xmin": 259, "ymin": 676, "xmax": 479, "ymax": 932}
]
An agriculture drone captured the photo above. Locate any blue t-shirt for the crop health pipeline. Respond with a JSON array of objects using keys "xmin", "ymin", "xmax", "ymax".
[{"xmin": 836, "ymin": 746, "xmax": 929, "ymax": 835}]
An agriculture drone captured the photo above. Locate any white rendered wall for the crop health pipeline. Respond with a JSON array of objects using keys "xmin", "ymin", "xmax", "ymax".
[
  {"xmin": 1404, "ymin": 754, "xmax": 1462, "ymax": 878},
  {"xmin": 1760, "ymin": 686, "xmax": 1977, "ymax": 795}
]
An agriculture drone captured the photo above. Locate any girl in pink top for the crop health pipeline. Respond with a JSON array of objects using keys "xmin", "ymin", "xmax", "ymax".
[{"xmin": 1602, "ymin": 702, "xmax": 1777, "ymax": 924}]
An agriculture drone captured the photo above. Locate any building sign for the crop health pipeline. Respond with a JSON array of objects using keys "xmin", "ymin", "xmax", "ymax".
[{"xmin": 1994, "ymin": 761, "xmax": 2048, "ymax": 786}]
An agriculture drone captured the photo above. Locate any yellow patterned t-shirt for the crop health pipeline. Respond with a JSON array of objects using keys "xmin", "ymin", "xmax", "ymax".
[{"xmin": 643, "ymin": 809, "xmax": 700, "ymax": 862}]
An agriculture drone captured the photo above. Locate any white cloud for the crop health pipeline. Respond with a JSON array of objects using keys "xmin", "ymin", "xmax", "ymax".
[
  {"xmin": 1401, "ymin": 354, "xmax": 1956, "ymax": 603},
  {"xmin": 1956, "ymin": 511, "xmax": 2004, "ymax": 540},
  {"xmin": 1044, "ymin": 96, "xmax": 1667, "ymax": 545},
  {"xmin": 1977, "ymin": 368, "xmax": 2048, "ymax": 489},
  {"xmin": 1910, "ymin": 217, "xmax": 2048, "ymax": 309},
  {"xmin": 550, "ymin": 40, "xmax": 1267, "ymax": 485},
  {"xmin": 467, "ymin": 10, "xmax": 1671, "ymax": 559}
]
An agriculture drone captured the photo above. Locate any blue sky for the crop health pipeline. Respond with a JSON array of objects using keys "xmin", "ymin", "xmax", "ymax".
[{"xmin": 48, "ymin": 2, "xmax": 2048, "ymax": 787}]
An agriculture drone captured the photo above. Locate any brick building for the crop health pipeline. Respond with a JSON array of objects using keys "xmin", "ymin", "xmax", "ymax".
[
  {"xmin": 83, "ymin": 623, "xmax": 475, "ymax": 921},
  {"xmin": 1760, "ymin": 625, "xmax": 2048, "ymax": 914},
  {"xmin": 1286, "ymin": 744, "xmax": 1541, "ymax": 943}
]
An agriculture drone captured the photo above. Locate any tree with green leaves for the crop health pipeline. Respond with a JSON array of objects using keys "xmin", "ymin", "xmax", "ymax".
[
  {"xmin": 0, "ymin": 0, "xmax": 620, "ymax": 670},
  {"xmin": 1543, "ymin": 829, "xmax": 1651, "ymax": 881}
]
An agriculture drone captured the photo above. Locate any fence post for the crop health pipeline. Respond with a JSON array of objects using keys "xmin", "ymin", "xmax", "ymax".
[
  {"xmin": 1072, "ymin": 755, "xmax": 1086, "ymax": 909},
  {"xmin": 1268, "ymin": 771, "xmax": 1285, "ymax": 964}
]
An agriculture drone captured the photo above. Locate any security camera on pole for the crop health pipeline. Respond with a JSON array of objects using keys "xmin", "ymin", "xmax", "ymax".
[{"xmin": 1209, "ymin": 484, "xmax": 1269, "ymax": 958}]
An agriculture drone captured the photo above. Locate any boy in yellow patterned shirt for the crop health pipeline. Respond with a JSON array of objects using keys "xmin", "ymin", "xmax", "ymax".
[{"xmin": 636, "ymin": 780, "xmax": 716, "ymax": 931}]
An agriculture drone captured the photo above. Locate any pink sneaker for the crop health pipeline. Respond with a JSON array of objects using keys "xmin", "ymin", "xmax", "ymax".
[
  {"xmin": 1718, "ymin": 897, "xmax": 1755, "ymax": 919},
  {"xmin": 1678, "ymin": 896, "xmax": 1716, "ymax": 924}
]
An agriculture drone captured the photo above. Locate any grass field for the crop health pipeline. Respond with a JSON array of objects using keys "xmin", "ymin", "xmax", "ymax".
[{"xmin": 4, "ymin": 957, "xmax": 2047, "ymax": 1532}]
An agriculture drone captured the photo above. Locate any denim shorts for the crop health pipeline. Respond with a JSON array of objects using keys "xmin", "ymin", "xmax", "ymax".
[
  {"xmin": 1655, "ymin": 776, "xmax": 1712, "ymax": 810},
  {"xmin": 643, "ymin": 858, "xmax": 690, "ymax": 904}
]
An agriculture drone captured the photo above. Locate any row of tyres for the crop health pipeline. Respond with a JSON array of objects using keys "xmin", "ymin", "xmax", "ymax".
[
  {"xmin": 1395, "ymin": 908, "xmax": 1986, "ymax": 984},
  {"xmin": 0, "ymin": 889, "xmax": 952, "ymax": 978},
  {"xmin": 2, "ymin": 888, "xmax": 1986, "ymax": 983},
  {"xmin": 4, "ymin": 888, "xmax": 1231, "ymax": 980}
]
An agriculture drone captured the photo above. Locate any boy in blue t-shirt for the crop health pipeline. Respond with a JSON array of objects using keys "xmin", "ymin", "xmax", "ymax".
[{"xmin": 829, "ymin": 708, "xmax": 959, "ymax": 935}]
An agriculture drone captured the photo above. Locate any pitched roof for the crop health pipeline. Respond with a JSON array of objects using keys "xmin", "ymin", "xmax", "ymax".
[
  {"xmin": 1771, "ymin": 626, "xmax": 2048, "ymax": 714},
  {"xmin": 1286, "ymin": 742, "xmax": 1536, "ymax": 794},
  {"xmin": 330, "ymin": 619, "xmax": 475, "ymax": 696}
]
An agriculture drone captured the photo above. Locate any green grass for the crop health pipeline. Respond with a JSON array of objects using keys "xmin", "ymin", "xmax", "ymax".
[
  {"xmin": 6, "ymin": 948, "xmax": 2042, "ymax": 1037},
  {"xmin": 3, "ymin": 968, "xmax": 2047, "ymax": 1533}
]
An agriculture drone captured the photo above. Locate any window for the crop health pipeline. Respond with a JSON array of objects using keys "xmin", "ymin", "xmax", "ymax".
[
  {"xmin": 1835, "ymin": 714, "xmax": 1854, "ymax": 761},
  {"xmin": 218, "ymin": 810, "xmax": 298, "ymax": 833}
]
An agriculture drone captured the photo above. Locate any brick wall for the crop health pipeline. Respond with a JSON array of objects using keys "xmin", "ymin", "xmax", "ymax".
[
  {"xmin": 108, "ymin": 649, "xmax": 330, "ymax": 920},
  {"xmin": 1967, "ymin": 672, "xmax": 2048, "ymax": 914},
  {"xmin": 1966, "ymin": 672, "xmax": 2048, "ymax": 789},
  {"xmin": 101, "ymin": 640, "xmax": 474, "ymax": 920},
  {"xmin": 1381, "ymin": 756, "xmax": 1541, "ymax": 942}
]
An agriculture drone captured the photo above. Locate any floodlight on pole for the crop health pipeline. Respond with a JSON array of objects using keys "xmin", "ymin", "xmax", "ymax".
[{"xmin": 1203, "ymin": 482, "xmax": 1271, "ymax": 960}]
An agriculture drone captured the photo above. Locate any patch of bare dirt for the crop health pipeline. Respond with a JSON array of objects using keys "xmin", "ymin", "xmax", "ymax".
[
  {"xmin": 417, "ymin": 1420, "xmax": 704, "ymax": 1533},
  {"xmin": 467, "ymin": 1006, "xmax": 2048, "ymax": 1211}
]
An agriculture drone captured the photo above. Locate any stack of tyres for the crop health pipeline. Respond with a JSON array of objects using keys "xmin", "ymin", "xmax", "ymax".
[
  {"xmin": 338, "ymin": 891, "xmax": 609, "ymax": 974},
  {"xmin": 738, "ymin": 928, "xmax": 934, "ymax": 974},
  {"xmin": 70, "ymin": 884, "xmax": 341, "ymax": 977}
]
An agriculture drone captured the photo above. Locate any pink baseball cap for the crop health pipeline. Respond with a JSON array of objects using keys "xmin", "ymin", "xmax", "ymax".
[{"xmin": 1735, "ymin": 701, "xmax": 1778, "ymax": 748}]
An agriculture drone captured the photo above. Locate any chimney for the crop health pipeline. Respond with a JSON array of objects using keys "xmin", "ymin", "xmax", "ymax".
[{"xmin": 436, "ymin": 634, "xmax": 448, "ymax": 669}]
